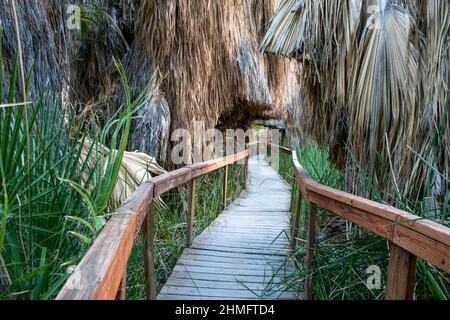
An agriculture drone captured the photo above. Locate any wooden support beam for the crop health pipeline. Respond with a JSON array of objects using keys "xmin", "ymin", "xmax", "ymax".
[
  {"xmin": 143, "ymin": 204, "xmax": 156, "ymax": 300},
  {"xmin": 291, "ymin": 190, "xmax": 302, "ymax": 252},
  {"xmin": 186, "ymin": 178, "xmax": 197, "ymax": 248},
  {"xmin": 305, "ymin": 204, "xmax": 316, "ymax": 300},
  {"xmin": 244, "ymin": 156, "xmax": 249, "ymax": 188},
  {"xmin": 222, "ymin": 165, "xmax": 229, "ymax": 210},
  {"xmin": 291, "ymin": 168, "xmax": 296, "ymax": 191},
  {"xmin": 385, "ymin": 244, "xmax": 417, "ymax": 300}
]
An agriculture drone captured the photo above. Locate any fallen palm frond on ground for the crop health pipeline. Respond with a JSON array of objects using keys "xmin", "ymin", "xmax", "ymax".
[
  {"xmin": 79, "ymin": 139, "xmax": 166, "ymax": 205},
  {"xmin": 261, "ymin": 0, "xmax": 449, "ymax": 201}
]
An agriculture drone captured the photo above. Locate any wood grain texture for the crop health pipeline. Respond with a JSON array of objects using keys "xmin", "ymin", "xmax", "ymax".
[
  {"xmin": 386, "ymin": 245, "xmax": 417, "ymax": 300},
  {"xmin": 153, "ymin": 151, "xmax": 248, "ymax": 196},
  {"xmin": 157, "ymin": 156, "xmax": 299, "ymax": 300}
]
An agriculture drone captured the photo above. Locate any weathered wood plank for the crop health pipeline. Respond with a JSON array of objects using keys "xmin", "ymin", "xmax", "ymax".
[
  {"xmin": 183, "ymin": 248, "xmax": 288, "ymax": 262},
  {"xmin": 190, "ymin": 244, "xmax": 289, "ymax": 256},
  {"xmin": 159, "ymin": 286, "xmax": 295, "ymax": 300},
  {"xmin": 167, "ymin": 271, "xmax": 289, "ymax": 284},
  {"xmin": 177, "ymin": 259, "xmax": 295, "ymax": 272},
  {"xmin": 164, "ymin": 278, "xmax": 290, "ymax": 292},
  {"xmin": 180, "ymin": 254, "xmax": 287, "ymax": 266}
]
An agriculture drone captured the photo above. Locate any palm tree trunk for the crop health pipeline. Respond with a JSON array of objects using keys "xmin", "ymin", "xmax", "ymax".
[{"xmin": 0, "ymin": 0, "xmax": 69, "ymax": 102}]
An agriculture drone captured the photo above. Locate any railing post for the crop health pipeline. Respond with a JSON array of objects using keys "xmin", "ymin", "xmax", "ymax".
[
  {"xmin": 143, "ymin": 203, "xmax": 156, "ymax": 300},
  {"xmin": 291, "ymin": 190, "xmax": 302, "ymax": 252},
  {"xmin": 385, "ymin": 244, "xmax": 417, "ymax": 300},
  {"xmin": 244, "ymin": 156, "xmax": 249, "ymax": 188},
  {"xmin": 283, "ymin": 153, "xmax": 287, "ymax": 179},
  {"xmin": 305, "ymin": 204, "xmax": 316, "ymax": 300},
  {"xmin": 186, "ymin": 178, "xmax": 197, "ymax": 248},
  {"xmin": 291, "ymin": 158, "xmax": 296, "ymax": 189},
  {"xmin": 222, "ymin": 165, "xmax": 229, "ymax": 210},
  {"xmin": 117, "ymin": 268, "xmax": 127, "ymax": 300}
]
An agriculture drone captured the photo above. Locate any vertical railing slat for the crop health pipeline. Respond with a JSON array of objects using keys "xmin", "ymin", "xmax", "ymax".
[
  {"xmin": 186, "ymin": 178, "xmax": 197, "ymax": 248},
  {"xmin": 291, "ymin": 190, "xmax": 302, "ymax": 252},
  {"xmin": 244, "ymin": 156, "xmax": 249, "ymax": 188},
  {"xmin": 385, "ymin": 244, "xmax": 417, "ymax": 300},
  {"xmin": 305, "ymin": 204, "xmax": 316, "ymax": 300},
  {"xmin": 223, "ymin": 165, "xmax": 228, "ymax": 210},
  {"xmin": 143, "ymin": 203, "xmax": 156, "ymax": 300}
]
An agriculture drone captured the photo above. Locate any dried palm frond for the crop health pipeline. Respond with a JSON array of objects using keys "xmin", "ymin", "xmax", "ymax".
[
  {"xmin": 79, "ymin": 138, "xmax": 167, "ymax": 206},
  {"xmin": 260, "ymin": 0, "xmax": 308, "ymax": 58},
  {"xmin": 261, "ymin": 0, "xmax": 449, "ymax": 200},
  {"xmin": 2, "ymin": 0, "xmax": 304, "ymax": 167},
  {"xmin": 406, "ymin": 0, "xmax": 449, "ymax": 199},
  {"xmin": 122, "ymin": 0, "xmax": 302, "ymax": 158},
  {"xmin": 349, "ymin": 3, "xmax": 418, "ymax": 181}
]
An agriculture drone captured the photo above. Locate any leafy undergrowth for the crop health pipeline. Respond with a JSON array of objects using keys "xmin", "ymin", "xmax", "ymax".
[
  {"xmin": 276, "ymin": 140, "xmax": 449, "ymax": 300},
  {"xmin": 0, "ymin": 47, "xmax": 148, "ymax": 299},
  {"xmin": 125, "ymin": 164, "xmax": 246, "ymax": 299}
]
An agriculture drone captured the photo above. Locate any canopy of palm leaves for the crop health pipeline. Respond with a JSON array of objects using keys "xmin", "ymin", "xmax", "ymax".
[{"xmin": 261, "ymin": 0, "xmax": 449, "ymax": 202}]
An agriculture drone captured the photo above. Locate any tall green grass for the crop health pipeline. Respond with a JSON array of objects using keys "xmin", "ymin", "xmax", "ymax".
[
  {"xmin": 277, "ymin": 140, "xmax": 449, "ymax": 300},
  {"xmin": 0, "ymin": 36, "xmax": 147, "ymax": 299}
]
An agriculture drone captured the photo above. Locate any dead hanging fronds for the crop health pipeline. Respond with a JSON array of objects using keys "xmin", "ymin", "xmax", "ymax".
[
  {"xmin": 349, "ymin": 3, "xmax": 418, "ymax": 179},
  {"xmin": 260, "ymin": 0, "xmax": 309, "ymax": 58},
  {"xmin": 121, "ymin": 0, "xmax": 302, "ymax": 157},
  {"xmin": 261, "ymin": 0, "xmax": 449, "ymax": 201}
]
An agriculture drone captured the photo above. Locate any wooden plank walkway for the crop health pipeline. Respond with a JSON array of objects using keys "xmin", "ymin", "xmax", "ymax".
[{"xmin": 157, "ymin": 156, "xmax": 298, "ymax": 300}]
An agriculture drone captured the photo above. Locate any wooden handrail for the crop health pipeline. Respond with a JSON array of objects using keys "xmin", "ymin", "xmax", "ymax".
[
  {"xmin": 57, "ymin": 140, "xmax": 449, "ymax": 301},
  {"xmin": 56, "ymin": 150, "xmax": 249, "ymax": 300},
  {"xmin": 269, "ymin": 142, "xmax": 450, "ymax": 299}
]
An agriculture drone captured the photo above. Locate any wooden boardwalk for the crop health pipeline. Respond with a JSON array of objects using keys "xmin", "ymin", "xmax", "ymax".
[{"xmin": 157, "ymin": 156, "xmax": 297, "ymax": 300}]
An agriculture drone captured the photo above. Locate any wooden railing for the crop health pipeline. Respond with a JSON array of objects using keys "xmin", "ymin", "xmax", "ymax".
[
  {"xmin": 57, "ymin": 141, "xmax": 449, "ymax": 300},
  {"xmin": 56, "ymin": 151, "xmax": 249, "ymax": 300},
  {"xmin": 269, "ymin": 143, "xmax": 450, "ymax": 300}
]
